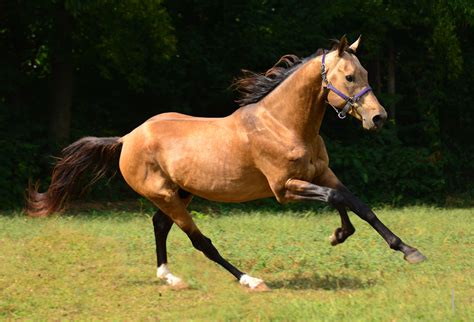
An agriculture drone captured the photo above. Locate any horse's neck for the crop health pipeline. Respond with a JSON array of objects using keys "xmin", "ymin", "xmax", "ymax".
[{"xmin": 258, "ymin": 58, "xmax": 326, "ymax": 139}]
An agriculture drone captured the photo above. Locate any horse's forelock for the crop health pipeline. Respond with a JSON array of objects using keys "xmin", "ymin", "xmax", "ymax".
[{"xmin": 330, "ymin": 39, "xmax": 356, "ymax": 56}]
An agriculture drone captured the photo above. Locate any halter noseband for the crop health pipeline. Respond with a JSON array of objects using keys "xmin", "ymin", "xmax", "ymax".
[{"xmin": 321, "ymin": 51, "xmax": 372, "ymax": 119}]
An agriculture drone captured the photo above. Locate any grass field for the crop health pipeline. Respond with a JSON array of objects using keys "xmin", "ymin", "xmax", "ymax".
[{"xmin": 0, "ymin": 204, "xmax": 473, "ymax": 320}]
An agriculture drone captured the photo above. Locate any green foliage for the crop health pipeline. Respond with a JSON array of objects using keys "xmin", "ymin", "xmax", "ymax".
[
  {"xmin": 81, "ymin": 0, "xmax": 176, "ymax": 91},
  {"xmin": 0, "ymin": 140, "xmax": 42, "ymax": 208},
  {"xmin": 0, "ymin": 0, "xmax": 175, "ymax": 207},
  {"xmin": 431, "ymin": 1, "xmax": 464, "ymax": 78},
  {"xmin": 326, "ymin": 127, "xmax": 445, "ymax": 205}
]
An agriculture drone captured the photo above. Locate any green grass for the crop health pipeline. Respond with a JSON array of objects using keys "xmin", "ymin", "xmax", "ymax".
[{"xmin": 0, "ymin": 205, "xmax": 472, "ymax": 320}]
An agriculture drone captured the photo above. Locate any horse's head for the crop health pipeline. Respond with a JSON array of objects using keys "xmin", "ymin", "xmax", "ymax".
[{"xmin": 322, "ymin": 36, "xmax": 387, "ymax": 131}]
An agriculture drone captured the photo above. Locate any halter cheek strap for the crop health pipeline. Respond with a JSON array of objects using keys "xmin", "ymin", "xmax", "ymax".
[{"xmin": 321, "ymin": 51, "xmax": 372, "ymax": 119}]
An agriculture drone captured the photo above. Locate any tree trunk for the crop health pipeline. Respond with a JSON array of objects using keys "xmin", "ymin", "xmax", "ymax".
[
  {"xmin": 9, "ymin": 0, "xmax": 28, "ymax": 111},
  {"xmin": 387, "ymin": 41, "xmax": 396, "ymax": 120},
  {"xmin": 374, "ymin": 57, "xmax": 382, "ymax": 94},
  {"xmin": 48, "ymin": 3, "xmax": 73, "ymax": 146}
]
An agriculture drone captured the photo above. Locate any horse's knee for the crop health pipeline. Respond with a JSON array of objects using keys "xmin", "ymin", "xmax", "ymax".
[
  {"xmin": 329, "ymin": 190, "xmax": 345, "ymax": 206},
  {"xmin": 334, "ymin": 191, "xmax": 375, "ymax": 221}
]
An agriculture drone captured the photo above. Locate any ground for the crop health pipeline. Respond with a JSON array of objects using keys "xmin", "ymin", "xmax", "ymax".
[{"xmin": 0, "ymin": 204, "xmax": 472, "ymax": 320}]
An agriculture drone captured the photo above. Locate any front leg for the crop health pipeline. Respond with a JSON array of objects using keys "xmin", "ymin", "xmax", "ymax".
[
  {"xmin": 285, "ymin": 179, "xmax": 426, "ymax": 263},
  {"xmin": 330, "ymin": 206, "xmax": 355, "ymax": 246},
  {"xmin": 283, "ymin": 180, "xmax": 354, "ymax": 245},
  {"xmin": 313, "ymin": 169, "xmax": 354, "ymax": 246}
]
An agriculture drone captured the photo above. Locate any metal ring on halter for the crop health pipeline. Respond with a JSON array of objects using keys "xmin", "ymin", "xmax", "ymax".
[
  {"xmin": 326, "ymin": 100, "xmax": 347, "ymax": 119},
  {"xmin": 338, "ymin": 100, "xmax": 353, "ymax": 119}
]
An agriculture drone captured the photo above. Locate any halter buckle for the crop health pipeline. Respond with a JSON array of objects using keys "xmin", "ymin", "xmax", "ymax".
[{"xmin": 337, "ymin": 100, "xmax": 352, "ymax": 119}]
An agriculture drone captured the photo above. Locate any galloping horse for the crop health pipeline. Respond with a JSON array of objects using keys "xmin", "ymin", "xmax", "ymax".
[{"xmin": 28, "ymin": 36, "xmax": 426, "ymax": 291}]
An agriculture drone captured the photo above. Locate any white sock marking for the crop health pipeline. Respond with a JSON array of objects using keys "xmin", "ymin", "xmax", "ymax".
[
  {"xmin": 157, "ymin": 264, "xmax": 183, "ymax": 286},
  {"xmin": 239, "ymin": 274, "xmax": 264, "ymax": 289}
]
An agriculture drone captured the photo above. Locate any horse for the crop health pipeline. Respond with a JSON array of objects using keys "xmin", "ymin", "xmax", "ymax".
[{"xmin": 27, "ymin": 35, "xmax": 426, "ymax": 291}]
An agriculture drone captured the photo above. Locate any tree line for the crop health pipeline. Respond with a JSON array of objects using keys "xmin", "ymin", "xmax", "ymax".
[{"xmin": 1, "ymin": 0, "xmax": 473, "ymax": 208}]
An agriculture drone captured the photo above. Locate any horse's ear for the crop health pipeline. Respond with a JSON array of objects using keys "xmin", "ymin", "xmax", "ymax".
[
  {"xmin": 338, "ymin": 35, "xmax": 348, "ymax": 57},
  {"xmin": 349, "ymin": 35, "xmax": 362, "ymax": 53}
]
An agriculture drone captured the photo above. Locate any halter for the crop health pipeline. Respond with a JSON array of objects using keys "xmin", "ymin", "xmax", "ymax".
[{"xmin": 321, "ymin": 51, "xmax": 372, "ymax": 119}]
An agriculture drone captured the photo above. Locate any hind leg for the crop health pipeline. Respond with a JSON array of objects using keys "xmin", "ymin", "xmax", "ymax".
[
  {"xmin": 153, "ymin": 210, "xmax": 185, "ymax": 287},
  {"xmin": 153, "ymin": 191, "xmax": 192, "ymax": 288},
  {"xmin": 154, "ymin": 194, "xmax": 268, "ymax": 291}
]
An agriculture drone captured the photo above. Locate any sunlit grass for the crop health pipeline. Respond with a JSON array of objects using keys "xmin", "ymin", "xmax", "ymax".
[{"xmin": 0, "ymin": 206, "xmax": 472, "ymax": 320}]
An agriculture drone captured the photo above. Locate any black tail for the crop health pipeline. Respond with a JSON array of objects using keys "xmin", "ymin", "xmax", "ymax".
[{"xmin": 27, "ymin": 137, "xmax": 122, "ymax": 216}]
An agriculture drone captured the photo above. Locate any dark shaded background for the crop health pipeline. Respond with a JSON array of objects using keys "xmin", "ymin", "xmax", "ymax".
[{"xmin": 1, "ymin": 0, "xmax": 473, "ymax": 208}]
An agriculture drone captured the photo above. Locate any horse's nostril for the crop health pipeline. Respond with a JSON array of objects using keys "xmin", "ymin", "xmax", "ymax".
[{"xmin": 372, "ymin": 114, "xmax": 386, "ymax": 128}]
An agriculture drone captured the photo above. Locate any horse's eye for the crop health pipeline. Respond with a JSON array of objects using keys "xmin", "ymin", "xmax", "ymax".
[{"xmin": 345, "ymin": 75, "xmax": 354, "ymax": 82}]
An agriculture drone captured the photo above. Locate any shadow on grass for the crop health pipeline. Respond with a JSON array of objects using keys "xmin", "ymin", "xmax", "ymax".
[
  {"xmin": 123, "ymin": 275, "xmax": 375, "ymax": 292},
  {"xmin": 268, "ymin": 273, "xmax": 377, "ymax": 291},
  {"xmin": 124, "ymin": 279, "xmax": 202, "ymax": 291},
  {"xmin": 124, "ymin": 279, "xmax": 160, "ymax": 286}
]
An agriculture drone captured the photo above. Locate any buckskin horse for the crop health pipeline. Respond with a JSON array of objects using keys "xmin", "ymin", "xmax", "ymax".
[{"xmin": 28, "ymin": 36, "xmax": 426, "ymax": 291}]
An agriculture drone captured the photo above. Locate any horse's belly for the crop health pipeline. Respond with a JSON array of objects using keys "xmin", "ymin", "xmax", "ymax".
[
  {"xmin": 185, "ymin": 169, "xmax": 273, "ymax": 202},
  {"xmin": 170, "ymin": 157, "xmax": 273, "ymax": 202}
]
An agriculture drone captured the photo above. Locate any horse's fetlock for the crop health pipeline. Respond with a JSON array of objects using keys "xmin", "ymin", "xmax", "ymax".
[
  {"xmin": 347, "ymin": 226, "xmax": 356, "ymax": 235},
  {"xmin": 389, "ymin": 237, "xmax": 402, "ymax": 250}
]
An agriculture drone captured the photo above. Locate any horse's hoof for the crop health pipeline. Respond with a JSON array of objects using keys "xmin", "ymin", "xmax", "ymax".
[
  {"xmin": 329, "ymin": 228, "xmax": 345, "ymax": 246},
  {"xmin": 404, "ymin": 249, "xmax": 427, "ymax": 264},
  {"xmin": 329, "ymin": 233, "xmax": 339, "ymax": 246}
]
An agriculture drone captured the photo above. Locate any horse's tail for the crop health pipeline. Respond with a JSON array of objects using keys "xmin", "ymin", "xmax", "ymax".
[{"xmin": 27, "ymin": 136, "xmax": 123, "ymax": 216}]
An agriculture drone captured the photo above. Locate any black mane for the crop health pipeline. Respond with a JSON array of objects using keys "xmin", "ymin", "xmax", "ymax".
[{"xmin": 233, "ymin": 40, "xmax": 354, "ymax": 107}]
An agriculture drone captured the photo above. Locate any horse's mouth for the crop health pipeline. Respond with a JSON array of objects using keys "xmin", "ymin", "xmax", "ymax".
[
  {"xmin": 371, "ymin": 122, "xmax": 384, "ymax": 131},
  {"xmin": 362, "ymin": 113, "xmax": 386, "ymax": 131}
]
